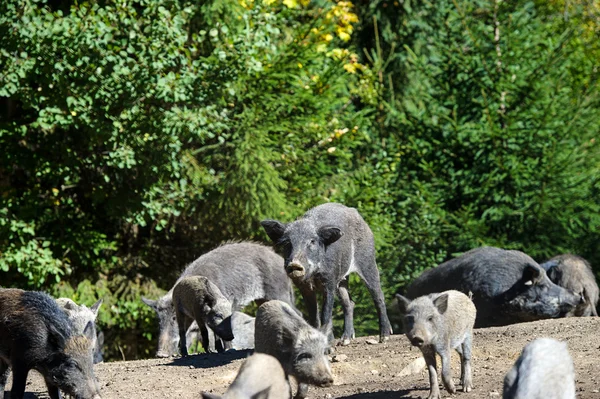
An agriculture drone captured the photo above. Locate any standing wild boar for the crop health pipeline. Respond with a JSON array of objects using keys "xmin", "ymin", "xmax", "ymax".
[
  {"xmin": 503, "ymin": 338, "xmax": 575, "ymax": 399},
  {"xmin": 255, "ymin": 300, "xmax": 333, "ymax": 399},
  {"xmin": 173, "ymin": 276, "xmax": 234, "ymax": 355},
  {"xmin": 540, "ymin": 254, "xmax": 598, "ymax": 317},
  {"xmin": 213, "ymin": 311, "xmax": 256, "ymax": 350},
  {"xmin": 407, "ymin": 247, "xmax": 581, "ymax": 327},
  {"xmin": 201, "ymin": 353, "xmax": 291, "ymax": 399},
  {"xmin": 396, "ymin": 290, "xmax": 476, "ymax": 399},
  {"xmin": 261, "ymin": 202, "xmax": 392, "ymax": 345},
  {"xmin": 0, "ymin": 288, "xmax": 101, "ymax": 399},
  {"xmin": 57, "ymin": 297, "xmax": 104, "ymax": 363},
  {"xmin": 141, "ymin": 242, "xmax": 295, "ymax": 357}
]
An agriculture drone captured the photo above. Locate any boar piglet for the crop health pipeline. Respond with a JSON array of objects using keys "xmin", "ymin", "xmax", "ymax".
[
  {"xmin": 142, "ymin": 242, "xmax": 295, "ymax": 357},
  {"xmin": 213, "ymin": 311, "xmax": 256, "ymax": 350},
  {"xmin": 503, "ymin": 338, "xmax": 575, "ymax": 399},
  {"xmin": 407, "ymin": 247, "xmax": 581, "ymax": 327},
  {"xmin": 57, "ymin": 297, "xmax": 104, "ymax": 363},
  {"xmin": 262, "ymin": 202, "xmax": 392, "ymax": 345},
  {"xmin": 397, "ymin": 290, "xmax": 476, "ymax": 399},
  {"xmin": 541, "ymin": 254, "xmax": 598, "ymax": 317},
  {"xmin": 201, "ymin": 353, "xmax": 291, "ymax": 399},
  {"xmin": 173, "ymin": 276, "xmax": 233, "ymax": 356},
  {"xmin": 255, "ymin": 300, "xmax": 333, "ymax": 399},
  {"xmin": 0, "ymin": 288, "xmax": 101, "ymax": 399}
]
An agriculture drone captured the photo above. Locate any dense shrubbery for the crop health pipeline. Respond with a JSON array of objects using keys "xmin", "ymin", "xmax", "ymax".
[{"xmin": 1, "ymin": 0, "xmax": 598, "ymax": 359}]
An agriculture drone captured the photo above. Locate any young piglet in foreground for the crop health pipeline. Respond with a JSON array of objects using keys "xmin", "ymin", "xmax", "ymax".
[
  {"xmin": 254, "ymin": 300, "xmax": 333, "ymax": 399},
  {"xmin": 0, "ymin": 288, "xmax": 101, "ymax": 399},
  {"xmin": 396, "ymin": 290, "xmax": 476, "ymax": 399},
  {"xmin": 503, "ymin": 338, "xmax": 575, "ymax": 399},
  {"xmin": 201, "ymin": 353, "xmax": 291, "ymax": 399}
]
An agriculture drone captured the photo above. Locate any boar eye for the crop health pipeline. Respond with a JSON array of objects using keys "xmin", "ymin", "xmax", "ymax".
[
  {"xmin": 427, "ymin": 316, "xmax": 434, "ymax": 322},
  {"xmin": 297, "ymin": 353, "xmax": 313, "ymax": 361}
]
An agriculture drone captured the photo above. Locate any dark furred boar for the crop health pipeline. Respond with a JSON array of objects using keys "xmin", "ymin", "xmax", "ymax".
[
  {"xmin": 173, "ymin": 276, "xmax": 234, "ymax": 355},
  {"xmin": 201, "ymin": 353, "xmax": 291, "ymax": 399},
  {"xmin": 503, "ymin": 338, "xmax": 575, "ymax": 399},
  {"xmin": 406, "ymin": 247, "xmax": 581, "ymax": 327},
  {"xmin": 540, "ymin": 254, "xmax": 598, "ymax": 317},
  {"xmin": 0, "ymin": 288, "xmax": 101, "ymax": 399},
  {"xmin": 397, "ymin": 290, "xmax": 476, "ymax": 399},
  {"xmin": 255, "ymin": 300, "xmax": 333, "ymax": 399},
  {"xmin": 142, "ymin": 242, "xmax": 295, "ymax": 357},
  {"xmin": 261, "ymin": 202, "xmax": 392, "ymax": 345}
]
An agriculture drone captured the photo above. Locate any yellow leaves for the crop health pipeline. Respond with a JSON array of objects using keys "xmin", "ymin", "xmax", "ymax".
[
  {"xmin": 263, "ymin": 0, "xmax": 276, "ymax": 4},
  {"xmin": 297, "ymin": 62, "xmax": 303, "ymax": 68},
  {"xmin": 338, "ymin": 31, "xmax": 351, "ymax": 41},
  {"xmin": 343, "ymin": 63, "xmax": 357, "ymax": 73},
  {"xmin": 52, "ymin": 188, "xmax": 59, "ymax": 195},
  {"xmin": 283, "ymin": 0, "xmax": 298, "ymax": 8},
  {"xmin": 324, "ymin": 33, "xmax": 334, "ymax": 42},
  {"xmin": 327, "ymin": 147, "xmax": 336, "ymax": 153}
]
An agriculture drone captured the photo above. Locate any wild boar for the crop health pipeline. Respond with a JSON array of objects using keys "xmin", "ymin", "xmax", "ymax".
[
  {"xmin": 261, "ymin": 202, "xmax": 392, "ymax": 345},
  {"xmin": 407, "ymin": 247, "xmax": 581, "ymax": 327},
  {"xmin": 56, "ymin": 297, "xmax": 104, "ymax": 363}
]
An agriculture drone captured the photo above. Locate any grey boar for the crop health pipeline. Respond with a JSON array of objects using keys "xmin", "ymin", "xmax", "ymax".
[
  {"xmin": 261, "ymin": 202, "xmax": 392, "ymax": 345},
  {"xmin": 201, "ymin": 353, "xmax": 291, "ymax": 399},
  {"xmin": 57, "ymin": 297, "xmax": 104, "ymax": 363},
  {"xmin": 141, "ymin": 242, "xmax": 295, "ymax": 357},
  {"xmin": 0, "ymin": 288, "xmax": 101, "ymax": 399},
  {"xmin": 213, "ymin": 311, "xmax": 256, "ymax": 350},
  {"xmin": 255, "ymin": 300, "xmax": 333, "ymax": 399},
  {"xmin": 540, "ymin": 254, "xmax": 598, "ymax": 317},
  {"xmin": 173, "ymin": 276, "xmax": 234, "ymax": 356},
  {"xmin": 396, "ymin": 290, "xmax": 476, "ymax": 399},
  {"xmin": 406, "ymin": 247, "xmax": 581, "ymax": 327},
  {"xmin": 503, "ymin": 338, "xmax": 575, "ymax": 399}
]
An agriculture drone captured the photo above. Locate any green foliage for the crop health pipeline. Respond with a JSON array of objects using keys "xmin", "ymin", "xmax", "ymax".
[{"xmin": 1, "ymin": 0, "xmax": 599, "ymax": 357}]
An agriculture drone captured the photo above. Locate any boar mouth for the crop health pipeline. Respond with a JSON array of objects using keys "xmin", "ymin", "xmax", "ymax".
[{"xmin": 286, "ymin": 263, "xmax": 306, "ymax": 279}]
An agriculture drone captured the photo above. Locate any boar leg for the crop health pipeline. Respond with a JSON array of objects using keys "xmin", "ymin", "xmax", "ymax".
[
  {"xmin": 9, "ymin": 362, "xmax": 29, "ymax": 399},
  {"xmin": 294, "ymin": 382, "xmax": 309, "ymax": 399},
  {"xmin": 357, "ymin": 259, "xmax": 393, "ymax": 342},
  {"xmin": 0, "ymin": 359, "xmax": 9, "ymax": 397},
  {"xmin": 459, "ymin": 333, "xmax": 473, "ymax": 392},
  {"xmin": 337, "ymin": 278, "xmax": 355, "ymax": 346},
  {"xmin": 298, "ymin": 283, "xmax": 320, "ymax": 328},
  {"xmin": 199, "ymin": 323, "xmax": 213, "ymax": 354},
  {"xmin": 176, "ymin": 312, "xmax": 189, "ymax": 357},
  {"xmin": 439, "ymin": 348, "xmax": 456, "ymax": 394},
  {"xmin": 320, "ymin": 285, "xmax": 336, "ymax": 345},
  {"xmin": 422, "ymin": 347, "xmax": 440, "ymax": 399}
]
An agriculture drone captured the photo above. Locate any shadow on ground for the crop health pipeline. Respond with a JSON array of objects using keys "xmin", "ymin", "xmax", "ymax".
[
  {"xmin": 166, "ymin": 349, "xmax": 253, "ymax": 369},
  {"xmin": 336, "ymin": 389, "xmax": 417, "ymax": 399}
]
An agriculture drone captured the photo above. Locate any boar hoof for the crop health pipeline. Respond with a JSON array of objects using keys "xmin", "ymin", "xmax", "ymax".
[
  {"xmin": 379, "ymin": 335, "xmax": 390, "ymax": 343},
  {"xmin": 338, "ymin": 338, "xmax": 351, "ymax": 346}
]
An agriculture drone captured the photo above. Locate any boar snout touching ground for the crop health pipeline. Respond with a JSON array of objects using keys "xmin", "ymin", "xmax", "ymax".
[
  {"xmin": 0, "ymin": 288, "xmax": 102, "ymax": 399},
  {"xmin": 255, "ymin": 300, "xmax": 333, "ymax": 399},
  {"xmin": 503, "ymin": 338, "xmax": 575, "ymax": 399},
  {"xmin": 397, "ymin": 290, "xmax": 476, "ymax": 399}
]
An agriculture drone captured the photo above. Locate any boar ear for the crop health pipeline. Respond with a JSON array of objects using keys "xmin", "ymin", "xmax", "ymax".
[
  {"xmin": 201, "ymin": 393, "xmax": 221, "ymax": 399},
  {"xmin": 261, "ymin": 220, "xmax": 286, "ymax": 243},
  {"xmin": 141, "ymin": 297, "xmax": 157, "ymax": 310},
  {"xmin": 395, "ymin": 294, "xmax": 411, "ymax": 314},
  {"xmin": 251, "ymin": 387, "xmax": 271, "ymax": 399},
  {"xmin": 433, "ymin": 293, "xmax": 449, "ymax": 314},
  {"xmin": 523, "ymin": 264, "xmax": 543, "ymax": 286},
  {"xmin": 318, "ymin": 226, "xmax": 343, "ymax": 246},
  {"xmin": 82, "ymin": 321, "xmax": 96, "ymax": 341},
  {"xmin": 90, "ymin": 299, "xmax": 103, "ymax": 317},
  {"xmin": 203, "ymin": 294, "xmax": 216, "ymax": 308}
]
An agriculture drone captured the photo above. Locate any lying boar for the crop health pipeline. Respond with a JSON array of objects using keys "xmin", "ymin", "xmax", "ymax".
[
  {"xmin": 261, "ymin": 202, "xmax": 392, "ymax": 345},
  {"xmin": 407, "ymin": 247, "xmax": 581, "ymax": 327},
  {"xmin": 540, "ymin": 254, "xmax": 598, "ymax": 317},
  {"xmin": 397, "ymin": 290, "xmax": 476, "ymax": 399},
  {"xmin": 0, "ymin": 288, "xmax": 101, "ymax": 399},
  {"xmin": 255, "ymin": 300, "xmax": 333, "ymax": 399},
  {"xmin": 142, "ymin": 242, "xmax": 295, "ymax": 357},
  {"xmin": 503, "ymin": 338, "xmax": 575, "ymax": 399},
  {"xmin": 201, "ymin": 353, "xmax": 291, "ymax": 399}
]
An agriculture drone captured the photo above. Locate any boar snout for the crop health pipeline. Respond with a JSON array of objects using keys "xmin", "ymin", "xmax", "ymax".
[
  {"xmin": 410, "ymin": 336, "xmax": 425, "ymax": 347},
  {"xmin": 286, "ymin": 262, "xmax": 306, "ymax": 279}
]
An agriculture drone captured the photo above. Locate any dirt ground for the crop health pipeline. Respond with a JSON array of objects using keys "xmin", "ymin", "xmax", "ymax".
[{"xmin": 9, "ymin": 317, "xmax": 600, "ymax": 398}]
